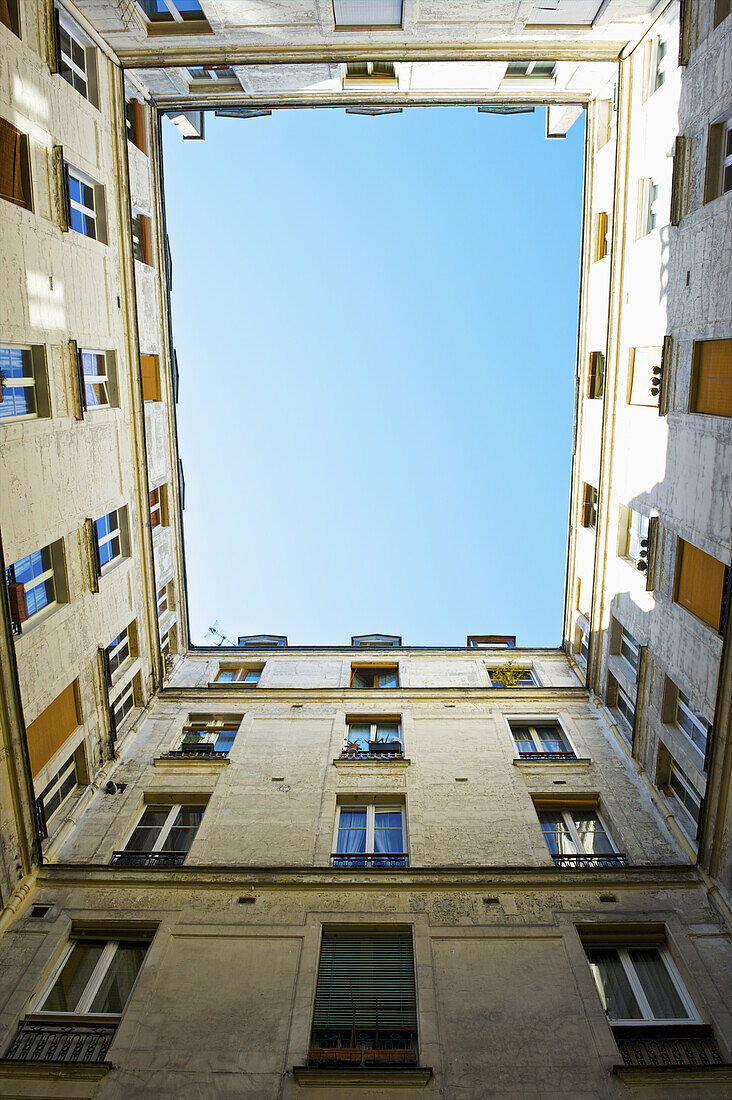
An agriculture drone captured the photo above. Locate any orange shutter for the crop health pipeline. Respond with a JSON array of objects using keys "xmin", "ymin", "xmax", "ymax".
[
  {"xmin": 26, "ymin": 682, "xmax": 80, "ymax": 777},
  {"xmin": 132, "ymin": 98, "xmax": 145, "ymax": 152},
  {"xmin": 594, "ymin": 212, "xmax": 607, "ymax": 261},
  {"xmin": 676, "ymin": 540, "xmax": 726, "ymax": 630},
  {"xmin": 692, "ymin": 340, "xmax": 732, "ymax": 417},
  {"xmin": 140, "ymin": 355, "xmax": 161, "ymax": 401}
]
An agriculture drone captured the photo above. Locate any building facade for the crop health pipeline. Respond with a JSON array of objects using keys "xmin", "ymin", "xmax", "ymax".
[{"xmin": 0, "ymin": 1, "xmax": 731, "ymax": 1096}]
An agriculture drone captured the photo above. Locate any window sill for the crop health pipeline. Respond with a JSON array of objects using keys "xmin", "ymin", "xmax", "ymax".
[
  {"xmin": 613, "ymin": 1065, "xmax": 732, "ymax": 1085},
  {"xmin": 153, "ymin": 754, "xmax": 229, "ymax": 768},
  {"xmin": 0, "ymin": 1059, "xmax": 112, "ymax": 1080},
  {"xmin": 333, "ymin": 756, "xmax": 410, "ymax": 768},
  {"xmin": 513, "ymin": 757, "xmax": 591, "ymax": 769},
  {"xmin": 293, "ymin": 1065, "xmax": 433, "ymax": 1087},
  {"xmin": 145, "ymin": 20, "xmax": 213, "ymax": 36}
]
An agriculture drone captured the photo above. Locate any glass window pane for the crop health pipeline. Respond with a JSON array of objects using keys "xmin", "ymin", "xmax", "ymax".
[
  {"xmin": 161, "ymin": 806, "xmax": 205, "ymax": 852},
  {"xmin": 511, "ymin": 726, "xmax": 535, "ymax": 754},
  {"xmin": 347, "ymin": 723, "xmax": 370, "ymax": 750},
  {"xmin": 374, "ymin": 810, "xmax": 403, "ymax": 853},
  {"xmin": 572, "ymin": 811, "xmax": 614, "ymax": 855},
  {"xmin": 629, "ymin": 950, "xmax": 690, "ymax": 1020},
  {"xmin": 535, "ymin": 725, "xmax": 570, "ymax": 753},
  {"xmin": 375, "ymin": 721, "xmax": 400, "ymax": 742},
  {"xmin": 538, "ymin": 810, "xmax": 575, "ymax": 855},
  {"xmin": 587, "ymin": 949, "xmax": 643, "ymax": 1020},
  {"xmin": 377, "ymin": 670, "xmax": 398, "ymax": 687},
  {"xmin": 40, "ymin": 942, "xmax": 106, "ymax": 1012},
  {"xmin": 89, "ymin": 943, "xmax": 148, "ymax": 1014},
  {"xmin": 337, "ymin": 809, "xmax": 367, "ymax": 853},
  {"xmin": 125, "ymin": 808, "xmax": 169, "ymax": 851}
]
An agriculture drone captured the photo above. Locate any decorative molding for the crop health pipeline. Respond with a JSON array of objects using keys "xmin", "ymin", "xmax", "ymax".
[{"xmin": 293, "ymin": 1064, "xmax": 433, "ymax": 1087}]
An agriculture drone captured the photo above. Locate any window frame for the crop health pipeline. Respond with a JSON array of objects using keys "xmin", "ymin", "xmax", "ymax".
[
  {"xmin": 504, "ymin": 60, "xmax": 556, "ymax": 79},
  {"xmin": 638, "ymin": 178, "xmax": 660, "ymax": 237},
  {"xmin": 7, "ymin": 546, "xmax": 57, "ymax": 623},
  {"xmin": 645, "ymin": 35, "xmax": 670, "ymax": 100},
  {"xmin": 107, "ymin": 627, "xmax": 132, "ymax": 679},
  {"xmin": 487, "ymin": 666, "xmax": 539, "ymax": 688},
  {"xmin": 58, "ymin": 20, "xmax": 91, "ymax": 100},
  {"xmin": 179, "ymin": 719, "xmax": 239, "ymax": 754},
  {"xmin": 332, "ymin": 802, "xmax": 407, "ymax": 862},
  {"xmin": 666, "ymin": 757, "xmax": 703, "ymax": 834},
  {"xmin": 332, "ymin": 0, "xmax": 403, "ymax": 29},
  {"xmin": 587, "ymin": 945, "xmax": 701, "ymax": 1026},
  {"xmin": 157, "ymin": 585, "xmax": 169, "ymax": 617},
  {"xmin": 214, "ymin": 665, "xmax": 262, "ymax": 685},
  {"xmin": 149, "ymin": 486, "xmax": 162, "ymax": 529},
  {"xmin": 94, "ymin": 508, "xmax": 125, "ymax": 572},
  {"xmin": 675, "ymin": 688, "xmax": 711, "ymax": 757},
  {"xmin": 131, "ymin": 210, "xmax": 151, "ymax": 265},
  {"xmin": 111, "ymin": 678, "xmax": 135, "ymax": 730},
  {"xmin": 617, "ymin": 622, "xmax": 641, "ymax": 674},
  {"xmin": 37, "ymin": 747, "xmax": 83, "ymax": 827},
  {"xmin": 538, "ymin": 805, "xmax": 619, "ymax": 858},
  {"xmin": 350, "ymin": 665, "xmax": 400, "ymax": 689},
  {"xmin": 66, "ymin": 165, "xmax": 101, "ymax": 240},
  {"xmin": 587, "ymin": 351, "xmax": 605, "ymax": 399},
  {"xmin": 616, "ymin": 681, "xmax": 636, "ymax": 732},
  {"xmin": 623, "ymin": 508, "xmax": 650, "ymax": 567},
  {"xmin": 507, "ymin": 718, "xmax": 576, "ymax": 759},
  {"xmin": 1, "ymin": 346, "xmax": 38, "ymax": 421},
  {"xmin": 345, "ymin": 717, "xmax": 403, "ymax": 753},
  {"xmin": 80, "ymin": 349, "xmax": 110, "ymax": 410},
  {"xmin": 136, "ymin": 0, "xmax": 205, "ymax": 23},
  {"xmin": 0, "ymin": 0, "xmax": 21, "ymax": 36},
  {"xmin": 581, "ymin": 483, "xmax": 598, "ymax": 529},
  {"xmin": 120, "ymin": 800, "xmax": 205, "ymax": 855},
  {"xmin": 33, "ymin": 939, "xmax": 148, "ymax": 1018}
]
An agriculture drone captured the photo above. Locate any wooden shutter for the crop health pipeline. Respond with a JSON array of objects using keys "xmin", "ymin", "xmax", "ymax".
[
  {"xmin": 139, "ymin": 214, "xmax": 150, "ymax": 264},
  {"xmin": 704, "ymin": 123, "xmax": 723, "ymax": 204},
  {"xmin": 0, "ymin": 117, "xmax": 31, "ymax": 210},
  {"xmin": 7, "ymin": 581, "xmax": 28, "ymax": 624},
  {"xmin": 581, "ymin": 484, "xmax": 597, "ymax": 528},
  {"xmin": 691, "ymin": 340, "xmax": 732, "ymax": 417},
  {"xmin": 670, "ymin": 134, "xmax": 686, "ymax": 225},
  {"xmin": 594, "ymin": 212, "xmax": 608, "ymax": 261},
  {"xmin": 140, "ymin": 355, "xmax": 161, "ymax": 401},
  {"xmin": 676, "ymin": 539, "xmax": 726, "ymax": 630},
  {"xmin": 588, "ymin": 352, "xmax": 604, "ymax": 399},
  {"xmin": 312, "ymin": 931, "xmax": 416, "ymax": 1033},
  {"xmin": 26, "ymin": 682, "xmax": 81, "ymax": 777},
  {"xmin": 1, "ymin": 1, "xmax": 20, "ymax": 37},
  {"xmin": 132, "ymin": 98, "xmax": 145, "ymax": 152}
]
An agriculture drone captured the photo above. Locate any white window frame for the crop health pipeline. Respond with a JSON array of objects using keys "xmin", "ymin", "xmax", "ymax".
[
  {"xmin": 667, "ymin": 757, "xmax": 703, "ymax": 833},
  {"xmin": 345, "ymin": 718, "xmax": 402, "ymax": 751},
  {"xmin": 13, "ymin": 547, "xmax": 57, "ymax": 620},
  {"xmin": 121, "ymin": 801, "xmax": 204, "ymax": 853},
  {"xmin": 95, "ymin": 508, "xmax": 123, "ymax": 571},
  {"xmin": 616, "ymin": 682, "xmax": 636, "ymax": 732},
  {"xmin": 108, "ymin": 627, "xmax": 131, "ymax": 678},
  {"xmin": 675, "ymin": 689, "xmax": 711, "ymax": 756},
  {"xmin": 179, "ymin": 718, "xmax": 239, "ymax": 752},
  {"xmin": 186, "ymin": 65, "xmax": 238, "ymax": 83},
  {"xmin": 507, "ymin": 718, "xmax": 576, "ymax": 758},
  {"xmin": 214, "ymin": 666, "xmax": 262, "ymax": 684},
  {"xmin": 38, "ymin": 750, "xmax": 81, "ymax": 825},
  {"xmin": 638, "ymin": 178, "xmax": 660, "ymax": 236},
  {"xmin": 58, "ymin": 18, "xmax": 90, "ymax": 100},
  {"xmin": 618, "ymin": 623, "xmax": 641, "ymax": 673},
  {"xmin": 34, "ymin": 940, "xmax": 144, "ymax": 1017},
  {"xmin": 138, "ymin": 0, "xmax": 202, "ymax": 21},
  {"xmin": 0, "ymin": 345, "xmax": 37, "ymax": 422},
  {"xmin": 624, "ymin": 509, "xmax": 650, "ymax": 566},
  {"xmin": 646, "ymin": 35, "xmax": 670, "ymax": 99},
  {"xmin": 720, "ymin": 115, "xmax": 732, "ymax": 196},
  {"xmin": 333, "ymin": 0, "xmax": 403, "ymax": 28},
  {"xmin": 157, "ymin": 585, "xmax": 169, "ymax": 617},
  {"xmin": 503, "ymin": 60, "xmax": 556, "ymax": 79},
  {"xmin": 111, "ymin": 679, "xmax": 135, "ymax": 728},
  {"xmin": 539, "ymin": 807, "xmax": 618, "ymax": 857},
  {"xmin": 80, "ymin": 349, "xmax": 110, "ymax": 410},
  {"xmin": 149, "ymin": 485, "xmax": 163, "ymax": 529},
  {"xmin": 588, "ymin": 946, "xmax": 700, "ymax": 1026},
  {"xmin": 487, "ymin": 666, "xmax": 539, "ymax": 687},
  {"xmin": 577, "ymin": 620, "xmax": 590, "ymax": 667},
  {"xmin": 333, "ymin": 802, "xmax": 407, "ymax": 858},
  {"xmin": 67, "ymin": 166, "xmax": 98, "ymax": 239}
]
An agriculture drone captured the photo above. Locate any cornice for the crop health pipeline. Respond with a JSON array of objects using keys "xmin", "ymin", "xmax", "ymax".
[{"xmin": 163, "ymin": 686, "xmax": 590, "ymax": 703}]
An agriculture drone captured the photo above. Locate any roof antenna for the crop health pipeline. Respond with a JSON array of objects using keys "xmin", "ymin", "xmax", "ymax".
[{"xmin": 205, "ymin": 620, "xmax": 236, "ymax": 647}]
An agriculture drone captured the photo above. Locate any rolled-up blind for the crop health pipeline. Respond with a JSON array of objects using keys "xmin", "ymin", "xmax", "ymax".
[
  {"xmin": 692, "ymin": 339, "xmax": 732, "ymax": 417},
  {"xmin": 312, "ymin": 931, "xmax": 416, "ymax": 1032},
  {"xmin": 676, "ymin": 539, "xmax": 726, "ymax": 630}
]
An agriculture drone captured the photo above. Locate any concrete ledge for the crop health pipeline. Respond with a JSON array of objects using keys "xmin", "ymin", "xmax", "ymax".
[
  {"xmin": 513, "ymin": 757, "xmax": 592, "ymax": 769},
  {"xmin": 612, "ymin": 1064, "xmax": 732, "ymax": 1086},
  {"xmin": 0, "ymin": 1060, "xmax": 111, "ymax": 1098},
  {"xmin": 333, "ymin": 757, "xmax": 411, "ymax": 768},
  {"xmin": 152, "ymin": 756, "xmax": 229, "ymax": 768},
  {"xmin": 293, "ymin": 1065, "xmax": 433, "ymax": 1087}
]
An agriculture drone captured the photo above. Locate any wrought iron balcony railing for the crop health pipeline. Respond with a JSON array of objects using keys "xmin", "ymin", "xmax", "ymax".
[
  {"xmin": 111, "ymin": 850, "xmax": 186, "ymax": 868},
  {"xmin": 310, "ymin": 1027, "xmax": 418, "ymax": 1066},
  {"xmin": 615, "ymin": 1031, "xmax": 723, "ymax": 1068},
  {"xmin": 340, "ymin": 748, "xmax": 404, "ymax": 760},
  {"xmin": 5, "ymin": 1019, "xmax": 117, "ymax": 1063},
  {"xmin": 551, "ymin": 853, "xmax": 628, "ymax": 868},
  {"xmin": 331, "ymin": 853, "xmax": 409, "ymax": 868},
  {"xmin": 517, "ymin": 751, "xmax": 577, "ymax": 761},
  {"xmin": 161, "ymin": 748, "xmax": 229, "ymax": 760}
]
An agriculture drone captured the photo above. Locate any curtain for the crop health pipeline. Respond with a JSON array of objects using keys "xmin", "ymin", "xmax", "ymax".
[
  {"xmin": 41, "ymin": 942, "xmax": 105, "ymax": 1012},
  {"xmin": 90, "ymin": 943, "xmax": 148, "ymax": 1014},
  {"xmin": 374, "ymin": 811, "xmax": 402, "ymax": 854},
  {"xmin": 538, "ymin": 811, "xmax": 573, "ymax": 855},
  {"xmin": 573, "ymin": 811, "xmax": 614, "ymax": 855},
  {"xmin": 629, "ymin": 950, "xmax": 689, "ymax": 1019},
  {"xmin": 337, "ymin": 810, "xmax": 367, "ymax": 854},
  {"xmin": 587, "ymin": 950, "xmax": 642, "ymax": 1021}
]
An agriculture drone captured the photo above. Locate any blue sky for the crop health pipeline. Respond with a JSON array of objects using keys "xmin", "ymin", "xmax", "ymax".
[{"xmin": 162, "ymin": 106, "xmax": 584, "ymax": 648}]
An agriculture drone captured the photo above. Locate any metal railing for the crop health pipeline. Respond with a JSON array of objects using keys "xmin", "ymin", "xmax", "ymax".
[
  {"xmin": 310, "ymin": 1026, "xmax": 417, "ymax": 1066},
  {"xmin": 111, "ymin": 851, "xmax": 186, "ymax": 868},
  {"xmin": 551, "ymin": 853, "xmax": 628, "ymax": 868},
  {"xmin": 616, "ymin": 1033, "xmax": 723, "ymax": 1068},
  {"xmin": 330, "ymin": 853, "xmax": 409, "ymax": 868},
  {"xmin": 517, "ymin": 751, "xmax": 577, "ymax": 761},
  {"xmin": 161, "ymin": 748, "xmax": 229, "ymax": 760},
  {"xmin": 340, "ymin": 748, "xmax": 404, "ymax": 760},
  {"xmin": 5, "ymin": 1019, "xmax": 117, "ymax": 1063}
]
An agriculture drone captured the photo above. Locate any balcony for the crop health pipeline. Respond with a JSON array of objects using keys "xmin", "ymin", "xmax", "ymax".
[
  {"xmin": 110, "ymin": 851, "xmax": 186, "ymax": 868},
  {"xmin": 309, "ymin": 1028, "xmax": 417, "ymax": 1066},
  {"xmin": 331, "ymin": 853, "xmax": 409, "ymax": 869},
  {"xmin": 340, "ymin": 746, "xmax": 403, "ymax": 761},
  {"xmin": 4, "ymin": 1019, "xmax": 117, "ymax": 1063},
  {"xmin": 615, "ymin": 1028, "xmax": 724, "ymax": 1068},
  {"xmin": 551, "ymin": 853, "xmax": 628, "ymax": 868},
  {"xmin": 160, "ymin": 747, "xmax": 229, "ymax": 760}
]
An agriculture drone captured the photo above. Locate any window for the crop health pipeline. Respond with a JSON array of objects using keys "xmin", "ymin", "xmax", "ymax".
[
  {"xmin": 351, "ymin": 666, "xmax": 399, "ymax": 688},
  {"xmin": 596, "ymin": 98, "xmax": 612, "ymax": 149},
  {"xmin": 238, "ymin": 634, "xmax": 287, "ymax": 647},
  {"xmin": 586, "ymin": 945, "xmax": 699, "ymax": 1024},
  {"xmin": 662, "ymin": 755, "xmax": 704, "ymax": 833},
  {"xmin": 107, "ymin": 626, "xmax": 133, "ymax": 678},
  {"xmin": 178, "ymin": 719, "xmax": 238, "ymax": 756},
  {"xmin": 36, "ymin": 746, "xmax": 84, "ymax": 830},
  {"xmin": 504, "ymin": 60, "xmax": 556, "ymax": 79},
  {"xmin": 0, "ymin": 117, "xmax": 32, "ymax": 210},
  {"xmin": 310, "ymin": 930, "xmax": 417, "ymax": 1066},
  {"xmin": 35, "ymin": 937, "xmax": 150, "ymax": 1016},
  {"xmin": 611, "ymin": 676, "xmax": 636, "ymax": 734},
  {"xmin": 5, "ymin": 545, "xmax": 57, "ymax": 628},
  {"xmin": 25, "ymin": 681, "xmax": 81, "ymax": 779},
  {"xmin": 1, "ymin": 346, "xmax": 39, "ymax": 421},
  {"xmin": 628, "ymin": 346, "xmax": 664, "ymax": 407},
  {"xmin": 140, "ymin": 354, "xmax": 161, "ymax": 401},
  {"xmin": 112, "ymin": 802, "xmax": 206, "ymax": 866},
  {"xmin": 576, "ymin": 618, "xmax": 590, "ymax": 668},
  {"xmin": 149, "ymin": 485, "xmax": 165, "ymax": 529},
  {"xmin": 343, "ymin": 61, "xmax": 397, "ymax": 86},
  {"xmin": 675, "ymin": 688, "xmax": 712, "ymax": 757},
  {"xmin": 94, "ymin": 509, "xmax": 125, "ymax": 570},
  {"xmin": 66, "ymin": 167, "xmax": 103, "ymax": 240},
  {"xmin": 137, "ymin": 0, "xmax": 205, "ymax": 22},
  {"xmin": 622, "ymin": 508, "xmax": 650, "ymax": 569},
  {"xmin": 131, "ymin": 212, "xmax": 151, "ymax": 264},
  {"xmin": 58, "ymin": 20, "xmax": 96, "ymax": 104},
  {"xmin": 80, "ymin": 350, "xmax": 111, "ymax": 409},
  {"xmin": 509, "ymin": 721, "xmax": 575, "ymax": 759},
  {"xmin": 333, "ymin": 1, "xmax": 403, "ymax": 27},
  {"xmin": 615, "ymin": 621, "xmax": 641, "ymax": 673},
  {"xmin": 593, "ymin": 213, "xmax": 608, "ymax": 261},
  {"xmin": 715, "ymin": 0, "xmax": 732, "ymax": 28},
  {"xmin": 125, "ymin": 97, "xmax": 146, "ymax": 153},
  {"xmin": 587, "ymin": 352, "xmax": 605, "ymax": 399},
  {"xmin": 488, "ymin": 666, "xmax": 538, "ymax": 687},
  {"xmin": 467, "ymin": 634, "xmax": 516, "ymax": 648},
  {"xmin": 637, "ymin": 178, "xmax": 660, "ymax": 236},
  {"xmin": 332, "ymin": 802, "xmax": 407, "ymax": 867},
  {"xmin": 345, "ymin": 718, "xmax": 402, "ymax": 757},
  {"xmin": 674, "ymin": 538, "xmax": 728, "ymax": 632},
  {"xmin": 1, "ymin": 0, "xmax": 20, "ymax": 36},
  {"xmin": 581, "ymin": 484, "xmax": 598, "ymax": 528},
  {"xmin": 646, "ymin": 36, "xmax": 670, "ymax": 98},
  {"xmin": 689, "ymin": 339, "xmax": 732, "ymax": 418},
  {"xmin": 187, "ymin": 65, "xmax": 238, "ymax": 83},
  {"xmin": 157, "ymin": 585, "xmax": 169, "ymax": 617},
  {"xmin": 214, "ymin": 666, "xmax": 262, "ymax": 685},
  {"xmin": 161, "ymin": 626, "xmax": 177, "ymax": 663},
  {"xmin": 352, "ymin": 633, "xmax": 402, "ymax": 647},
  {"xmin": 111, "ymin": 678, "xmax": 136, "ymax": 731},
  {"xmin": 536, "ymin": 805, "xmax": 625, "ymax": 866}
]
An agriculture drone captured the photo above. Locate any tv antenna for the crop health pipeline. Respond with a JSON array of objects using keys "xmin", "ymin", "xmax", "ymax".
[{"xmin": 205, "ymin": 619, "xmax": 236, "ymax": 647}]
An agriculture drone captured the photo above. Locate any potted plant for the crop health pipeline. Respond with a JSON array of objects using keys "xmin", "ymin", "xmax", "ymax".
[{"xmin": 369, "ymin": 734, "xmax": 402, "ymax": 755}]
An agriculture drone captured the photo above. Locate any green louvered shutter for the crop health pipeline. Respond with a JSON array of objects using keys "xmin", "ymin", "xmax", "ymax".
[{"xmin": 312, "ymin": 931, "xmax": 416, "ymax": 1034}]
